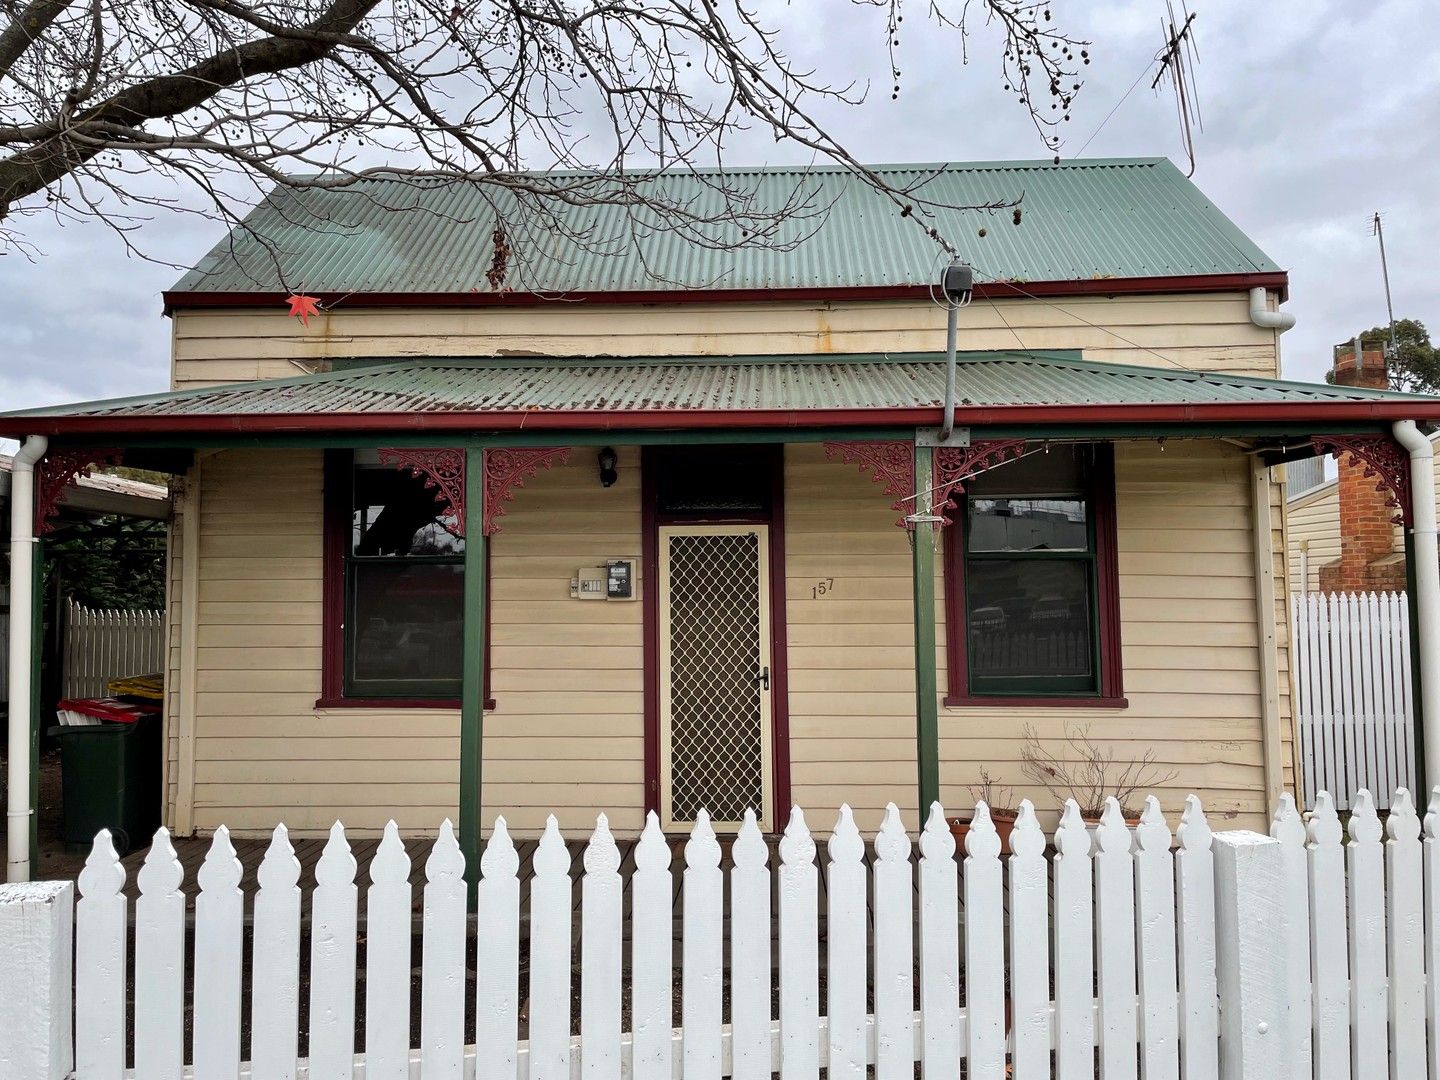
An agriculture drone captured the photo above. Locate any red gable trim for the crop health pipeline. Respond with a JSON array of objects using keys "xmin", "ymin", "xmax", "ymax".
[
  {"xmin": 161, "ymin": 271, "xmax": 1290, "ymax": 314},
  {"xmin": 9, "ymin": 396, "xmax": 1440, "ymax": 438}
]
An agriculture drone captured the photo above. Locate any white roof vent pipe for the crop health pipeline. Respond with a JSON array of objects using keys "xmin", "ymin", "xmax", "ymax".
[{"xmin": 1249, "ymin": 286, "xmax": 1296, "ymax": 332}]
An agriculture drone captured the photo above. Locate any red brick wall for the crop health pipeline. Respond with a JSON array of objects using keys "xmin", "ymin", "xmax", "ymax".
[{"xmin": 1318, "ymin": 347, "xmax": 1408, "ymax": 592}]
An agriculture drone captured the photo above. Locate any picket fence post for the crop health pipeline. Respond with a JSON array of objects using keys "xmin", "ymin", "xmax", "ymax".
[
  {"xmin": 1213, "ymin": 830, "xmax": 1286, "ymax": 1080},
  {"xmin": 0, "ymin": 880, "xmax": 73, "ymax": 1080}
]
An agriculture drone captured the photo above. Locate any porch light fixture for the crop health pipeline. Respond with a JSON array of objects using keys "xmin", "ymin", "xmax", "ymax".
[{"xmin": 598, "ymin": 446, "xmax": 618, "ymax": 487}]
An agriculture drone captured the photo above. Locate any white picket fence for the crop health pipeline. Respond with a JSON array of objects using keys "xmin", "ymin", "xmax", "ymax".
[
  {"xmin": 1292, "ymin": 590, "xmax": 1416, "ymax": 810},
  {"xmin": 62, "ymin": 599, "xmax": 164, "ymax": 699},
  {"xmin": 0, "ymin": 791, "xmax": 1417, "ymax": 1080}
]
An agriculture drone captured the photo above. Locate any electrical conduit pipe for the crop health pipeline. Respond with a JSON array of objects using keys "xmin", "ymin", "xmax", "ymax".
[
  {"xmin": 1394, "ymin": 420, "xmax": 1440, "ymax": 788},
  {"xmin": 6, "ymin": 435, "xmax": 46, "ymax": 882}
]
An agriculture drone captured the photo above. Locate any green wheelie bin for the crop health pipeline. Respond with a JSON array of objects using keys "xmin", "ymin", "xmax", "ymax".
[{"xmin": 49, "ymin": 708, "xmax": 162, "ymax": 856}]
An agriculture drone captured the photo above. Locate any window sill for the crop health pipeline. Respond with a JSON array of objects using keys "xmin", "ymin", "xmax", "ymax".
[
  {"xmin": 943, "ymin": 694, "xmax": 1129, "ymax": 710},
  {"xmin": 314, "ymin": 697, "xmax": 495, "ymax": 711}
]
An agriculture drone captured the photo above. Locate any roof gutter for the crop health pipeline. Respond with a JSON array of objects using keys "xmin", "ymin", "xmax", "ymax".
[
  {"xmin": 160, "ymin": 271, "xmax": 1291, "ymax": 315},
  {"xmin": 6, "ymin": 399, "xmax": 1440, "ymax": 438}
]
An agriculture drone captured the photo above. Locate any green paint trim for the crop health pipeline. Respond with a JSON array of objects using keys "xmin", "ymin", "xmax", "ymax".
[
  {"xmin": 1407, "ymin": 531, "xmax": 1427, "ymax": 798},
  {"xmin": 912, "ymin": 443, "xmax": 940, "ymax": 816},
  {"xmin": 459, "ymin": 448, "xmax": 487, "ymax": 889}
]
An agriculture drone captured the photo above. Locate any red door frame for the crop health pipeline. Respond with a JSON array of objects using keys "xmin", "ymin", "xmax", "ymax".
[{"xmin": 641, "ymin": 445, "xmax": 792, "ymax": 831}]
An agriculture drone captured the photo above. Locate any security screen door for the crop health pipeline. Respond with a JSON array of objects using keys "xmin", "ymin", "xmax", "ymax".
[{"xmin": 658, "ymin": 524, "xmax": 773, "ymax": 831}]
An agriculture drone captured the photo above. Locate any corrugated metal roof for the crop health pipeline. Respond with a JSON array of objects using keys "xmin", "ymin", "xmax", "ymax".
[
  {"xmin": 171, "ymin": 159, "xmax": 1280, "ymax": 295},
  {"xmin": 10, "ymin": 353, "xmax": 1415, "ymax": 421}
]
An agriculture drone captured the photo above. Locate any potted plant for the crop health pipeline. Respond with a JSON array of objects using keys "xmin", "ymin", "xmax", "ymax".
[
  {"xmin": 1019, "ymin": 722, "xmax": 1176, "ymax": 825},
  {"xmin": 949, "ymin": 769, "xmax": 1019, "ymax": 853}
]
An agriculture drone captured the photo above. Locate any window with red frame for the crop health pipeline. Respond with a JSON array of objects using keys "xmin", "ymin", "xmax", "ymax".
[
  {"xmin": 943, "ymin": 444, "xmax": 1123, "ymax": 706},
  {"xmin": 321, "ymin": 449, "xmax": 489, "ymax": 707}
]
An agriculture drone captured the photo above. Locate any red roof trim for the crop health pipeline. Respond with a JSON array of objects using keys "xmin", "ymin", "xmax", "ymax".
[
  {"xmin": 161, "ymin": 271, "xmax": 1290, "ymax": 314},
  {"xmin": 8, "ymin": 397, "xmax": 1439, "ymax": 437}
]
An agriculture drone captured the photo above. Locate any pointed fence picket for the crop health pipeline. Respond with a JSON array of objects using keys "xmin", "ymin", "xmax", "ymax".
[
  {"xmin": 632, "ymin": 814, "xmax": 674, "ymax": 1080},
  {"xmin": 728, "ymin": 812, "xmax": 768, "ymax": 1080},
  {"xmin": 251, "ymin": 825, "xmax": 301, "ymax": 1080},
  {"xmin": 475, "ymin": 817, "xmax": 520, "ymax": 1080},
  {"xmin": 134, "ymin": 829, "xmax": 184, "ymax": 1080},
  {"xmin": 64, "ymin": 790, "xmax": 1440, "ymax": 1080},
  {"xmin": 366, "ymin": 821, "xmax": 412, "ymax": 1080},
  {"xmin": 421, "ymin": 820, "xmax": 466, "ymax": 1080},
  {"xmin": 825, "ymin": 807, "xmax": 866, "ymax": 1080}
]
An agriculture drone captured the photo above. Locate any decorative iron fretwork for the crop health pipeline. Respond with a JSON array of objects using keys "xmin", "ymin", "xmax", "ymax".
[
  {"xmin": 823, "ymin": 441, "xmax": 916, "ymax": 528},
  {"xmin": 377, "ymin": 447, "xmax": 468, "ymax": 534},
  {"xmin": 35, "ymin": 448, "xmax": 124, "ymax": 533},
  {"xmin": 932, "ymin": 440, "xmax": 1029, "ymax": 522},
  {"xmin": 482, "ymin": 447, "xmax": 571, "ymax": 535},
  {"xmin": 1312, "ymin": 434, "xmax": 1412, "ymax": 526}
]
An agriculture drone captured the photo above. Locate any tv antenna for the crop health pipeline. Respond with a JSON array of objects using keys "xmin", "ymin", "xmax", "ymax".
[
  {"xmin": 1372, "ymin": 211, "xmax": 1398, "ymax": 358},
  {"xmin": 1152, "ymin": 2, "xmax": 1202, "ymax": 176}
]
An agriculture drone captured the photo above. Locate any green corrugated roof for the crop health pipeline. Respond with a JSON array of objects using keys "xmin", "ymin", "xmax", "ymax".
[
  {"xmin": 170, "ymin": 159, "xmax": 1280, "ymax": 295},
  {"xmin": 7, "ymin": 353, "xmax": 1419, "ymax": 422}
]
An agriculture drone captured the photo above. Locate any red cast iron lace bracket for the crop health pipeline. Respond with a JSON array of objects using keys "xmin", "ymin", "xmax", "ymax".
[
  {"xmin": 932, "ymin": 440, "xmax": 1030, "ymax": 522},
  {"xmin": 376, "ymin": 446, "xmax": 573, "ymax": 536},
  {"xmin": 1311, "ymin": 434, "xmax": 1413, "ymax": 527},
  {"xmin": 481, "ymin": 447, "xmax": 571, "ymax": 535},
  {"xmin": 377, "ymin": 447, "xmax": 468, "ymax": 535},
  {"xmin": 35, "ymin": 448, "xmax": 125, "ymax": 534},
  {"xmin": 823, "ymin": 441, "xmax": 916, "ymax": 529}
]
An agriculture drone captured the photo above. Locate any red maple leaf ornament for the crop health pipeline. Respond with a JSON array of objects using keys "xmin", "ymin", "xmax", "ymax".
[{"xmin": 286, "ymin": 294, "xmax": 321, "ymax": 325}]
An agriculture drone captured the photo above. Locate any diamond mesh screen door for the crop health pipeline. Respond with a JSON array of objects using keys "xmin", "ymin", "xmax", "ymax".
[{"xmin": 658, "ymin": 525, "xmax": 773, "ymax": 831}]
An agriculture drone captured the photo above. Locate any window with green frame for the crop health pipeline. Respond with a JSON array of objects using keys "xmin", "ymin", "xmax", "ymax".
[
  {"xmin": 344, "ymin": 451, "xmax": 465, "ymax": 699},
  {"xmin": 943, "ymin": 444, "xmax": 1123, "ymax": 704}
]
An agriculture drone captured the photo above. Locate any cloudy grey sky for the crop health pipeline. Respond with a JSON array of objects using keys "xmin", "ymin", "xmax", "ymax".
[{"xmin": 0, "ymin": 0, "xmax": 1436, "ymax": 416}]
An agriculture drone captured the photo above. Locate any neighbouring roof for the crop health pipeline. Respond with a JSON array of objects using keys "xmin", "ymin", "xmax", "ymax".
[
  {"xmin": 167, "ymin": 159, "xmax": 1283, "ymax": 304},
  {"xmin": 5, "ymin": 353, "xmax": 1438, "ymax": 436},
  {"xmin": 0, "ymin": 454, "xmax": 170, "ymax": 519}
]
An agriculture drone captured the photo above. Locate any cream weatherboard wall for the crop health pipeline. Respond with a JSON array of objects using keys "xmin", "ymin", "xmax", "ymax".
[
  {"xmin": 162, "ymin": 289, "xmax": 1294, "ymax": 836},
  {"xmin": 169, "ymin": 439, "xmax": 1291, "ymax": 836},
  {"xmin": 169, "ymin": 292, "xmax": 1283, "ymax": 387}
]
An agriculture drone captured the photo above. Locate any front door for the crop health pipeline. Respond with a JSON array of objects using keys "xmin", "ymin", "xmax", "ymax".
[{"xmin": 658, "ymin": 524, "xmax": 774, "ymax": 831}]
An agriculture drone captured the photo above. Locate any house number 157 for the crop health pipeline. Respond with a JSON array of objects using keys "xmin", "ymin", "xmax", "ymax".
[{"xmin": 811, "ymin": 578, "xmax": 835, "ymax": 599}]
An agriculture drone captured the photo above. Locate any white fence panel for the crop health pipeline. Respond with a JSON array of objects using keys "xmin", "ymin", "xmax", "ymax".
[
  {"xmin": 52, "ymin": 792, "xmax": 1440, "ymax": 1080},
  {"xmin": 62, "ymin": 600, "xmax": 164, "ymax": 699},
  {"xmin": 1293, "ymin": 590, "xmax": 1415, "ymax": 809}
]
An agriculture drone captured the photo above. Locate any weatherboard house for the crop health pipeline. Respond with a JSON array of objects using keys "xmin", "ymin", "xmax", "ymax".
[{"xmin": 7, "ymin": 157, "xmax": 1440, "ymax": 876}]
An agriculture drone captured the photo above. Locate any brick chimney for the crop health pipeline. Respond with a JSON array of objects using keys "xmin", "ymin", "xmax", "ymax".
[{"xmin": 1318, "ymin": 342, "xmax": 1408, "ymax": 593}]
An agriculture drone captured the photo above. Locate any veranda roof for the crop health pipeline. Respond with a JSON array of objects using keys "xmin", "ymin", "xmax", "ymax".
[{"xmin": 5, "ymin": 352, "xmax": 1439, "ymax": 437}]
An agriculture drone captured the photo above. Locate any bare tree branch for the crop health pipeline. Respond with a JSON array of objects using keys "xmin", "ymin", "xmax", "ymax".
[{"xmin": 0, "ymin": 0, "xmax": 1092, "ymax": 269}]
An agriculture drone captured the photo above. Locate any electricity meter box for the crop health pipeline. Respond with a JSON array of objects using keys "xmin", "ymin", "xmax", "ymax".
[{"xmin": 571, "ymin": 558, "xmax": 639, "ymax": 600}]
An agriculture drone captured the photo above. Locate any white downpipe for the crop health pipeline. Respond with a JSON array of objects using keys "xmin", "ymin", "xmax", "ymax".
[
  {"xmin": 1394, "ymin": 419, "xmax": 1440, "ymax": 788},
  {"xmin": 6, "ymin": 435, "xmax": 46, "ymax": 883},
  {"xmin": 1249, "ymin": 286, "xmax": 1296, "ymax": 331}
]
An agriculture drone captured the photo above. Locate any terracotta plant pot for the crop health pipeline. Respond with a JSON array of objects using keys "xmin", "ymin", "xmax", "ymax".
[{"xmin": 949, "ymin": 809, "xmax": 1019, "ymax": 855}]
